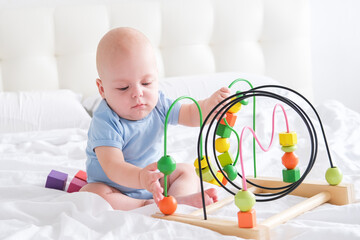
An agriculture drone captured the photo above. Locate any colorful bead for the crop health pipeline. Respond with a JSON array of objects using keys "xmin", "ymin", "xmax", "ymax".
[
  {"xmin": 193, "ymin": 156, "xmax": 209, "ymax": 169},
  {"xmin": 228, "ymin": 97, "xmax": 242, "ymax": 113},
  {"xmin": 220, "ymin": 112, "xmax": 237, "ymax": 127},
  {"xmin": 234, "ymin": 190, "xmax": 256, "ymax": 212},
  {"xmin": 207, "ymin": 170, "xmax": 228, "ymax": 186},
  {"xmin": 279, "ymin": 131, "xmax": 297, "ymax": 147},
  {"xmin": 236, "ymin": 91, "xmax": 249, "ymax": 106},
  {"xmin": 281, "ymin": 145, "xmax": 297, "ymax": 152},
  {"xmin": 223, "ymin": 164, "xmax": 237, "ymax": 181},
  {"xmin": 216, "ymin": 123, "xmax": 232, "ymax": 138},
  {"xmin": 282, "ymin": 168, "xmax": 300, "ymax": 183},
  {"xmin": 195, "ymin": 165, "xmax": 216, "ymax": 182},
  {"xmin": 218, "ymin": 151, "xmax": 235, "ymax": 168},
  {"xmin": 158, "ymin": 155, "xmax": 176, "ymax": 175},
  {"xmin": 158, "ymin": 195, "xmax": 177, "ymax": 215},
  {"xmin": 237, "ymin": 209, "xmax": 256, "ymax": 228},
  {"xmin": 215, "ymin": 138, "xmax": 230, "ymax": 153},
  {"xmin": 325, "ymin": 167, "xmax": 343, "ymax": 186},
  {"xmin": 281, "ymin": 152, "xmax": 299, "ymax": 170}
]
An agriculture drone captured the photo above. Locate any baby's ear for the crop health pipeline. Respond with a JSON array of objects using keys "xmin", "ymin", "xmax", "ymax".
[{"xmin": 96, "ymin": 78, "xmax": 106, "ymax": 99}]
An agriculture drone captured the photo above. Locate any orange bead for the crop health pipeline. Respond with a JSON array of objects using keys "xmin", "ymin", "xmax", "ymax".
[
  {"xmin": 158, "ymin": 195, "xmax": 177, "ymax": 215},
  {"xmin": 281, "ymin": 152, "xmax": 299, "ymax": 169},
  {"xmin": 237, "ymin": 209, "xmax": 257, "ymax": 228},
  {"xmin": 220, "ymin": 112, "xmax": 237, "ymax": 127}
]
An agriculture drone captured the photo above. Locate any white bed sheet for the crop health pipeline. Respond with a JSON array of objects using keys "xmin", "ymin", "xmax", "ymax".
[{"xmin": 1, "ymin": 80, "xmax": 360, "ymax": 240}]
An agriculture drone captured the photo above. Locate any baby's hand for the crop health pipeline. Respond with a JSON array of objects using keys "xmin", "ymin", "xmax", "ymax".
[
  {"xmin": 205, "ymin": 87, "xmax": 231, "ymax": 119},
  {"xmin": 139, "ymin": 162, "xmax": 164, "ymax": 203}
]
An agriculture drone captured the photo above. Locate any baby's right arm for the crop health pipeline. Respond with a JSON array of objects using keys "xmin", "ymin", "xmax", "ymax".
[{"xmin": 95, "ymin": 146, "xmax": 164, "ymax": 203}]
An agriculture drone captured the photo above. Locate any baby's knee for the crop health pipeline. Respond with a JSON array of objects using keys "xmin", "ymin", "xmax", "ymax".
[{"xmin": 80, "ymin": 182, "xmax": 116, "ymax": 199}]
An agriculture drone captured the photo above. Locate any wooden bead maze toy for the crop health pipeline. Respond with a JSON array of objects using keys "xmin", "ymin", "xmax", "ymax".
[{"xmin": 152, "ymin": 79, "xmax": 355, "ymax": 240}]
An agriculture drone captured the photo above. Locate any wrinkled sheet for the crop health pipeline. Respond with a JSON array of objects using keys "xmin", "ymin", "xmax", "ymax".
[{"xmin": 1, "ymin": 100, "xmax": 360, "ymax": 240}]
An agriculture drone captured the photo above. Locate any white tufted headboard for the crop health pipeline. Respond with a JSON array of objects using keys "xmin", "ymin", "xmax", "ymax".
[{"xmin": 0, "ymin": 0, "xmax": 311, "ymax": 98}]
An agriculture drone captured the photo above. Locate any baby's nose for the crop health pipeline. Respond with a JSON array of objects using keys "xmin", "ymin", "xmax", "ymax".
[{"xmin": 132, "ymin": 85, "xmax": 143, "ymax": 98}]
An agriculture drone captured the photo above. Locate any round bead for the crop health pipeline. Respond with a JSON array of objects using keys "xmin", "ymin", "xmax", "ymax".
[
  {"xmin": 236, "ymin": 91, "xmax": 249, "ymax": 105},
  {"xmin": 234, "ymin": 190, "xmax": 256, "ymax": 212},
  {"xmin": 158, "ymin": 155, "xmax": 176, "ymax": 175},
  {"xmin": 281, "ymin": 145, "xmax": 297, "ymax": 152},
  {"xmin": 158, "ymin": 195, "xmax": 177, "ymax": 215},
  {"xmin": 215, "ymin": 138, "xmax": 230, "ymax": 153},
  {"xmin": 325, "ymin": 166, "xmax": 343, "ymax": 186},
  {"xmin": 223, "ymin": 164, "xmax": 237, "ymax": 181},
  {"xmin": 281, "ymin": 152, "xmax": 299, "ymax": 170}
]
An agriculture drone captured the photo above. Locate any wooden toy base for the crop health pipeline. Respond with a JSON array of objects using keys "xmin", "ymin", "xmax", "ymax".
[{"xmin": 152, "ymin": 177, "xmax": 355, "ymax": 240}]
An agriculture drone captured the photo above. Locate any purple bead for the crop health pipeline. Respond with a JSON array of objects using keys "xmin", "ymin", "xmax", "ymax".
[{"xmin": 45, "ymin": 170, "xmax": 68, "ymax": 191}]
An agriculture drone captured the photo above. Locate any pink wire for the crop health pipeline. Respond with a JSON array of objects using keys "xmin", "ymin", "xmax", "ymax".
[{"xmin": 239, "ymin": 104, "xmax": 290, "ymax": 190}]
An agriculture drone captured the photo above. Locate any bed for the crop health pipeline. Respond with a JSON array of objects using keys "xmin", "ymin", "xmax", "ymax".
[{"xmin": 1, "ymin": 0, "xmax": 359, "ymax": 239}]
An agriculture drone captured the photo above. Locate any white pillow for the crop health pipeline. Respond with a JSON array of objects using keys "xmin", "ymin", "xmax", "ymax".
[{"xmin": 0, "ymin": 90, "xmax": 91, "ymax": 133}]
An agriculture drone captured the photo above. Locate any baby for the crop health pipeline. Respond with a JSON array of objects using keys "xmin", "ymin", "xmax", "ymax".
[{"xmin": 81, "ymin": 27, "xmax": 231, "ymax": 210}]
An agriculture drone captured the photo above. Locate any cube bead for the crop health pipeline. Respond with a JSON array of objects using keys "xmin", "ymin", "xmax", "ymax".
[
  {"xmin": 216, "ymin": 123, "xmax": 232, "ymax": 138},
  {"xmin": 215, "ymin": 138, "xmax": 230, "ymax": 153},
  {"xmin": 282, "ymin": 168, "xmax": 300, "ymax": 183},
  {"xmin": 218, "ymin": 151, "xmax": 235, "ymax": 168},
  {"xmin": 238, "ymin": 209, "xmax": 257, "ymax": 228},
  {"xmin": 45, "ymin": 170, "xmax": 68, "ymax": 191},
  {"xmin": 196, "ymin": 165, "xmax": 216, "ymax": 182},
  {"xmin": 220, "ymin": 112, "xmax": 237, "ymax": 127},
  {"xmin": 67, "ymin": 177, "xmax": 87, "ymax": 193},
  {"xmin": 279, "ymin": 132, "xmax": 297, "ymax": 147}
]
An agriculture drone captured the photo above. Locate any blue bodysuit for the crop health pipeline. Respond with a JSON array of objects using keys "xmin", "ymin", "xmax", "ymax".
[{"xmin": 86, "ymin": 91, "xmax": 181, "ymax": 199}]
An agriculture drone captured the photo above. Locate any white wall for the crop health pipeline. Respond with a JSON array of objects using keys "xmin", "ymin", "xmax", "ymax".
[{"xmin": 310, "ymin": 0, "xmax": 360, "ymax": 113}]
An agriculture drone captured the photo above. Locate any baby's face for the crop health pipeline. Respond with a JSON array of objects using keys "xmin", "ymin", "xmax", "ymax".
[{"xmin": 99, "ymin": 45, "xmax": 159, "ymax": 121}]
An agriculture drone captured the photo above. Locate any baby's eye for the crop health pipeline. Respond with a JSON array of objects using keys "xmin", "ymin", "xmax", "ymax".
[
  {"xmin": 142, "ymin": 82, "xmax": 151, "ymax": 86},
  {"xmin": 117, "ymin": 87, "xmax": 128, "ymax": 91}
]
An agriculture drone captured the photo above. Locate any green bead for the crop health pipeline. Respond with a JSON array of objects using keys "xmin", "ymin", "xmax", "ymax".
[
  {"xmin": 223, "ymin": 164, "xmax": 237, "ymax": 181},
  {"xmin": 234, "ymin": 190, "xmax": 256, "ymax": 212},
  {"xmin": 282, "ymin": 168, "xmax": 300, "ymax": 183},
  {"xmin": 158, "ymin": 155, "xmax": 176, "ymax": 175},
  {"xmin": 325, "ymin": 167, "xmax": 343, "ymax": 186},
  {"xmin": 236, "ymin": 91, "xmax": 249, "ymax": 105},
  {"xmin": 281, "ymin": 145, "xmax": 297, "ymax": 152}
]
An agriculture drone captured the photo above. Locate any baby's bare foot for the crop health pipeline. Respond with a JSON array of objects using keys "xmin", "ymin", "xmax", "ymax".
[{"xmin": 175, "ymin": 188, "xmax": 218, "ymax": 208}]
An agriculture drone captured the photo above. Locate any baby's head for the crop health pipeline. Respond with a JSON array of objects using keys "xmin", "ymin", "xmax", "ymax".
[{"xmin": 96, "ymin": 27, "xmax": 159, "ymax": 121}]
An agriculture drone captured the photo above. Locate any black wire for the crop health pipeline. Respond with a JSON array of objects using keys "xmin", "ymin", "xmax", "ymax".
[{"xmin": 196, "ymin": 85, "xmax": 331, "ymax": 220}]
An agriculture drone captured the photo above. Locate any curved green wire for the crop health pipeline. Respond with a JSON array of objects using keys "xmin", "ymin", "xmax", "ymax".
[
  {"xmin": 163, "ymin": 96, "xmax": 203, "ymax": 197},
  {"xmin": 163, "ymin": 96, "xmax": 203, "ymax": 158},
  {"xmin": 228, "ymin": 78, "xmax": 257, "ymax": 177}
]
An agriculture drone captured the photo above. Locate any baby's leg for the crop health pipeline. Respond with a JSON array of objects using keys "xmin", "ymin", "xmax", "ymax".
[
  {"xmin": 165, "ymin": 163, "xmax": 218, "ymax": 208},
  {"xmin": 80, "ymin": 182, "xmax": 153, "ymax": 210}
]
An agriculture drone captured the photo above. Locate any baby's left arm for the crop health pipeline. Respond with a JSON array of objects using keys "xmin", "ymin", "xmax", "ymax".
[{"xmin": 178, "ymin": 87, "xmax": 231, "ymax": 127}]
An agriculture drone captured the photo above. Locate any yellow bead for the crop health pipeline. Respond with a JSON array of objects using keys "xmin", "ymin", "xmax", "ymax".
[
  {"xmin": 215, "ymin": 138, "xmax": 230, "ymax": 153},
  {"xmin": 207, "ymin": 171, "xmax": 226, "ymax": 186},
  {"xmin": 279, "ymin": 131, "xmax": 297, "ymax": 147},
  {"xmin": 193, "ymin": 156, "xmax": 210, "ymax": 169},
  {"xmin": 228, "ymin": 97, "xmax": 242, "ymax": 113}
]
